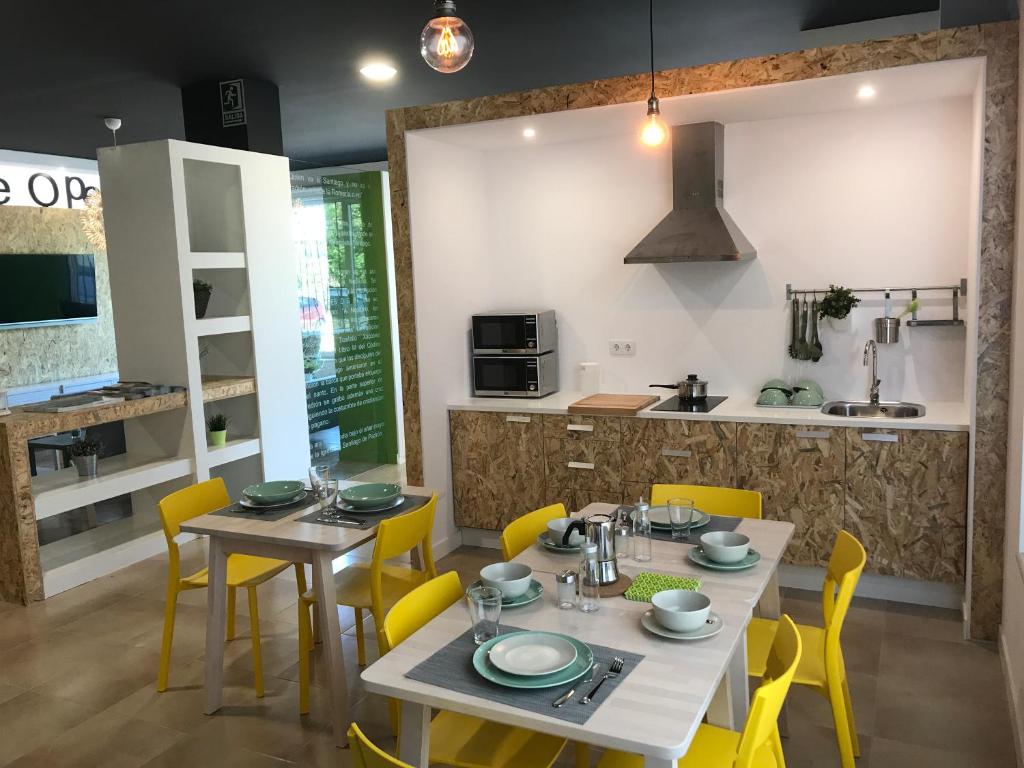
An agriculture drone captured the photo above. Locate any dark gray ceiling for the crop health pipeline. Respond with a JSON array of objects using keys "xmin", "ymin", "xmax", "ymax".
[{"xmin": 2, "ymin": 0, "xmax": 1015, "ymax": 168}]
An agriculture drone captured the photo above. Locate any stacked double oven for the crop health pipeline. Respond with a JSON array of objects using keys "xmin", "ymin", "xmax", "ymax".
[{"xmin": 470, "ymin": 311, "xmax": 559, "ymax": 398}]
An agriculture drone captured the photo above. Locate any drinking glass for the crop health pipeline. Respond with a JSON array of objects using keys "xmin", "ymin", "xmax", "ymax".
[
  {"xmin": 668, "ymin": 497, "xmax": 695, "ymax": 542},
  {"xmin": 466, "ymin": 585, "xmax": 502, "ymax": 644},
  {"xmin": 318, "ymin": 479, "xmax": 339, "ymax": 512},
  {"xmin": 308, "ymin": 465, "xmax": 331, "ymax": 495}
]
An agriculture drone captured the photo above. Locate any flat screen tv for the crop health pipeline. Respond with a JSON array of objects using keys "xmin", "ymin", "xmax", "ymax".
[{"xmin": 0, "ymin": 253, "xmax": 98, "ymax": 329}]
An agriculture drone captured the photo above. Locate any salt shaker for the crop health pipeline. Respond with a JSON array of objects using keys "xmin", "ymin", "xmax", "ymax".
[
  {"xmin": 555, "ymin": 570, "xmax": 577, "ymax": 610},
  {"xmin": 633, "ymin": 496, "xmax": 652, "ymax": 563},
  {"xmin": 578, "ymin": 542, "xmax": 601, "ymax": 613}
]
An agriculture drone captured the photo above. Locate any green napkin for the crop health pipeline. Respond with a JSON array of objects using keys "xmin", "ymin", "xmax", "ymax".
[{"xmin": 624, "ymin": 572, "xmax": 701, "ymax": 602}]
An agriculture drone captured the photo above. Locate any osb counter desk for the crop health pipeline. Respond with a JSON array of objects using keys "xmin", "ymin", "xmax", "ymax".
[{"xmin": 0, "ymin": 391, "xmax": 189, "ymax": 604}]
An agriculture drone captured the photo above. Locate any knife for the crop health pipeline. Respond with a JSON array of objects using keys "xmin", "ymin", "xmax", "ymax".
[{"xmin": 552, "ymin": 663, "xmax": 599, "ymax": 708}]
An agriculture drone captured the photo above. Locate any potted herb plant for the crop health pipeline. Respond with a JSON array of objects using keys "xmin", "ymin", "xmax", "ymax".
[
  {"xmin": 818, "ymin": 285, "xmax": 860, "ymax": 331},
  {"xmin": 193, "ymin": 279, "xmax": 213, "ymax": 319},
  {"xmin": 207, "ymin": 413, "xmax": 229, "ymax": 446},
  {"xmin": 69, "ymin": 435, "xmax": 103, "ymax": 478}
]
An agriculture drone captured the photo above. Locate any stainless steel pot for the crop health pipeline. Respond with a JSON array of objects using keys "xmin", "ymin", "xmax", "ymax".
[
  {"xmin": 562, "ymin": 513, "xmax": 619, "ymax": 585},
  {"xmin": 651, "ymin": 373, "xmax": 708, "ymax": 402}
]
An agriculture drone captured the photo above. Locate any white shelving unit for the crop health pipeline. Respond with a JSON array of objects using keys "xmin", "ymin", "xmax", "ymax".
[{"xmin": 31, "ymin": 140, "xmax": 313, "ymax": 596}]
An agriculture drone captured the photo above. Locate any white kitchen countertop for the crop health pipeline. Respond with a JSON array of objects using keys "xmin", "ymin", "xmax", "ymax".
[{"xmin": 447, "ymin": 390, "xmax": 970, "ymax": 431}]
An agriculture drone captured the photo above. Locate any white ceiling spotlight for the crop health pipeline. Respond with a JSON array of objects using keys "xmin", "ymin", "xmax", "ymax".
[
  {"xmin": 360, "ymin": 62, "xmax": 398, "ymax": 82},
  {"xmin": 104, "ymin": 117, "xmax": 122, "ymax": 145},
  {"xmin": 522, "ymin": 127, "xmax": 536, "ymax": 139},
  {"xmin": 857, "ymin": 84, "xmax": 877, "ymax": 100}
]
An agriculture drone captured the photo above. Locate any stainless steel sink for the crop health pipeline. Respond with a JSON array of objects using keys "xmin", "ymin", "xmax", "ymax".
[{"xmin": 821, "ymin": 401, "xmax": 926, "ymax": 418}]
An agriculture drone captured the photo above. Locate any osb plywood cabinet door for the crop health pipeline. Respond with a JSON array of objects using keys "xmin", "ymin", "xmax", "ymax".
[
  {"xmin": 845, "ymin": 428, "xmax": 968, "ymax": 582},
  {"xmin": 449, "ymin": 410, "xmax": 546, "ymax": 531},
  {"xmin": 543, "ymin": 415, "xmax": 623, "ymax": 494},
  {"xmin": 621, "ymin": 419, "xmax": 735, "ymax": 488},
  {"xmin": 736, "ymin": 424, "xmax": 844, "ymax": 566}
]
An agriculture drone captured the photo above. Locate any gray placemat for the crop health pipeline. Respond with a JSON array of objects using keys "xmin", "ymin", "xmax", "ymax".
[
  {"xmin": 295, "ymin": 494, "xmax": 432, "ymax": 529},
  {"xmin": 406, "ymin": 625, "xmax": 644, "ymax": 725},
  {"xmin": 210, "ymin": 492, "xmax": 314, "ymax": 521},
  {"xmin": 620, "ymin": 506, "xmax": 742, "ymax": 542}
]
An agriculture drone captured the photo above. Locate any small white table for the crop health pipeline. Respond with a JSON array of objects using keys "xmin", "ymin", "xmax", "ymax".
[
  {"xmin": 361, "ymin": 504, "xmax": 794, "ymax": 767},
  {"xmin": 181, "ymin": 482, "xmax": 438, "ymax": 748}
]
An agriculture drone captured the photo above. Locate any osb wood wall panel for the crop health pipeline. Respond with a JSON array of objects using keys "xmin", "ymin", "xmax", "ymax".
[
  {"xmin": 845, "ymin": 429, "xmax": 969, "ymax": 585},
  {"xmin": 393, "ymin": 22, "xmax": 1016, "ymax": 637},
  {"xmin": 736, "ymin": 424, "xmax": 845, "ymax": 568},
  {"xmin": 0, "ymin": 206, "xmax": 117, "ymax": 389}
]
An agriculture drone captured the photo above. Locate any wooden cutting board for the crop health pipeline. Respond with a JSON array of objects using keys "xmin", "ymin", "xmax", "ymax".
[{"xmin": 568, "ymin": 393, "xmax": 660, "ymax": 416}]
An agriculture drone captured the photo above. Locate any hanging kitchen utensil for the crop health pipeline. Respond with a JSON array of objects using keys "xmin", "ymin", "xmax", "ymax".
[
  {"xmin": 789, "ymin": 296, "xmax": 800, "ymax": 359},
  {"xmin": 796, "ymin": 298, "xmax": 810, "ymax": 360},
  {"xmin": 809, "ymin": 296, "xmax": 823, "ymax": 361}
]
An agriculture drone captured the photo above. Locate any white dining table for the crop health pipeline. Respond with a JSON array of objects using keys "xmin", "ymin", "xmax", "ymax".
[
  {"xmin": 180, "ymin": 481, "xmax": 439, "ymax": 748},
  {"xmin": 361, "ymin": 503, "xmax": 794, "ymax": 767}
]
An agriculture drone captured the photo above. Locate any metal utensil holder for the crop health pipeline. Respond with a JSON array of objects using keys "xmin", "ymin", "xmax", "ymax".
[{"xmin": 874, "ymin": 317, "xmax": 900, "ymax": 343}]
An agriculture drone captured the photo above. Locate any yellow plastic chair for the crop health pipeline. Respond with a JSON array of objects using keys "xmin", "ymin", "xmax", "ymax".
[
  {"xmin": 298, "ymin": 494, "xmax": 439, "ymax": 713},
  {"xmin": 381, "ymin": 571, "xmax": 567, "ymax": 768},
  {"xmin": 598, "ymin": 614, "xmax": 802, "ymax": 768},
  {"xmin": 746, "ymin": 530, "xmax": 866, "ymax": 768},
  {"xmin": 350, "ymin": 722, "xmax": 411, "ymax": 768},
  {"xmin": 651, "ymin": 484, "xmax": 762, "ymax": 519},
  {"xmin": 500, "ymin": 502, "xmax": 568, "ymax": 560},
  {"xmin": 156, "ymin": 477, "xmax": 305, "ymax": 696}
]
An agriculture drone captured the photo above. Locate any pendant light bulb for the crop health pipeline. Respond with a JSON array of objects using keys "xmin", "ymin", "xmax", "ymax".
[
  {"xmin": 640, "ymin": 97, "xmax": 667, "ymax": 147},
  {"xmin": 421, "ymin": 0, "xmax": 474, "ymax": 73},
  {"xmin": 639, "ymin": 0, "xmax": 666, "ymax": 147}
]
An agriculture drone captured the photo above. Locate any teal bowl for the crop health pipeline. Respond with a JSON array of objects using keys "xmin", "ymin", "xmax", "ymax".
[
  {"xmin": 339, "ymin": 482, "xmax": 402, "ymax": 509},
  {"xmin": 792, "ymin": 388, "xmax": 825, "ymax": 407},
  {"xmin": 757, "ymin": 388, "xmax": 790, "ymax": 406},
  {"xmin": 242, "ymin": 480, "xmax": 305, "ymax": 505},
  {"xmin": 794, "ymin": 379, "xmax": 824, "ymax": 398}
]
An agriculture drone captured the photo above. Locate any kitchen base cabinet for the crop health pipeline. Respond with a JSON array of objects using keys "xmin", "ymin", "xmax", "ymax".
[
  {"xmin": 621, "ymin": 419, "xmax": 735, "ymax": 488},
  {"xmin": 449, "ymin": 410, "xmax": 546, "ymax": 532},
  {"xmin": 736, "ymin": 424, "xmax": 845, "ymax": 567},
  {"xmin": 845, "ymin": 428, "xmax": 968, "ymax": 583}
]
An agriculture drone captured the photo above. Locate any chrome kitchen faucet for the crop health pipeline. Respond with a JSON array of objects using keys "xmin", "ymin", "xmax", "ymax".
[{"xmin": 863, "ymin": 339, "xmax": 880, "ymax": 405}]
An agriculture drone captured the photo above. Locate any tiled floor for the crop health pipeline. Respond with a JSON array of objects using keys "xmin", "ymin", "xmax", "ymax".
[{"xmin": 0, "ymin": 542, "xmax": 1014, "ymax": 767}]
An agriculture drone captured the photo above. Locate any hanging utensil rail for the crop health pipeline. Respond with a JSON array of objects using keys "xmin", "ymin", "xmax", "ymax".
[{"xmin": 785, "ymin": 278, "xmax": 967, "ymax": 327}]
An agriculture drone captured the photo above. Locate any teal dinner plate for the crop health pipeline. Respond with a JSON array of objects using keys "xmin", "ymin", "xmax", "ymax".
[
  {"xmin": 473, "ymin": 631, "xmax": 594, "ymax": 689},
  {"xmin": 469, "ymin": 579, "xmax": 544, "ymax": 608},
  {"xmin": 536, "ymin": 532, "xmax": 581, "ymax": 553},
  {"xmin": 242, "ymin": 480, "xmax": 305, "ymax": 505},
  {"xmin": 687, "ymin": 546, "xmax": 762, "ymax": 571},
  {"xmin": 338, "ymin": 482, "xmax": 402, "ymax": 509},
  {"xmin": 648, "ymin": 507, "xmax": 711, "ymax": 530}
]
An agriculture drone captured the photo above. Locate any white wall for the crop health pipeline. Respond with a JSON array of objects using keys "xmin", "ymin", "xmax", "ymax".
[
  {"xmin": 407, "ymin": 134, "xmax": 492, "ymax": 553},
  {"xmin": 408, "ymin": 96, "xmax": 976, "ymax": 550}
]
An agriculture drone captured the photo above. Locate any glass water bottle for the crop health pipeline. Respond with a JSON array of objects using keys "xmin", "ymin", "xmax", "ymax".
[
  {"xmin": 633, "ymin": 497, "xmax": 652, "ymax": 562},
  {"xmin": 578, "ymin": 542, "xmax": 601, "ymax": 613}
]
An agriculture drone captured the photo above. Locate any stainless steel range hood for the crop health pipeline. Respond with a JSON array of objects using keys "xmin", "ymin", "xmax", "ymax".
[{"xmin": 624, "ymin": 121, "xmax": 756, "ymax": 264}]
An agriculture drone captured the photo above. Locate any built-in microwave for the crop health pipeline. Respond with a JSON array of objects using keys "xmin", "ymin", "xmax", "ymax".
[
  {"xmin": 472, "ymin": 353, "xmax": 559, "ymax": 398},
  {"xmin": 471, "ymin": 310, "xmax": 557, "ymax": 355}
]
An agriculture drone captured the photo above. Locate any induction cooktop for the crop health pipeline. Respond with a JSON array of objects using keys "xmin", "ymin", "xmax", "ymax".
[{"xmin": 651, "ymin": 395, "xmax": 728, "ymax": 414}]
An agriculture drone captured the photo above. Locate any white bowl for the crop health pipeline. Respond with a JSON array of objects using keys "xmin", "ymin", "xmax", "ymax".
[
  {"xmin": 651, "ymin": 590, "xmax": 711, "ymax": 633},
  {"xmin": 480, "ymin": 562, "xmax": 533, "ymax": 599},
  {"xmin": 699, "ymin": 531, "xmax": 751, "ymax": 564},
  {"xmin": 546, "ymin": 517, "xmax": 585, "ymax": 547}
]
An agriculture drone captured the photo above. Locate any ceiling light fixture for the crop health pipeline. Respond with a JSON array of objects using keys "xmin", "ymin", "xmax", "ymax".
[
  {"xmin": 522, "ymin": 127, "xmax": 536, "ymax": 139},
  {"xmin": 360, "ymin": 62, "xmax": 397, "ymax": 82},
  {"xmin": 857, "ymin": 84, "xmax": 877, "ymax": 100},
  {"xmin": 421, "ymin": 0, "xmax": 474, "ymax": 74},
  {"xmin": 639, "ymin": 0, "xmax": 667, "ymax": 147}
]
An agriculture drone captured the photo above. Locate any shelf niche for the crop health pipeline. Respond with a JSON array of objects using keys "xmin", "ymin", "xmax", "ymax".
[{"xmin": 183, "ymin": 159, "xmax": 245, "ymax": 253}]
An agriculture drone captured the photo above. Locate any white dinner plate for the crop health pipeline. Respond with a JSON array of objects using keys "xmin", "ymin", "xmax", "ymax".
[
  {"xmin": 640, "ymin": 609, "xmax": 724, "ymax": 641},
  {"xmin": 486, "ymin": 631, "xmax": 578, "ymax": 677}
]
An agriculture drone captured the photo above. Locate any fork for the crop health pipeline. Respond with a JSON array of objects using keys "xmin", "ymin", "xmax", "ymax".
[
  {"xmin": 580, "ymin": 657, "xmax": 624, "ymax": 704},
  {"xmin": 552, "ymin": 663, "xmax": 599, "ymax": 707}
]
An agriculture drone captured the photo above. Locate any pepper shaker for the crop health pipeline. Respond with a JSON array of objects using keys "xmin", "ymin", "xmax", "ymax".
[{"xmin": 555, "ymin": 570, "xmax": 577, "ymax": 610}]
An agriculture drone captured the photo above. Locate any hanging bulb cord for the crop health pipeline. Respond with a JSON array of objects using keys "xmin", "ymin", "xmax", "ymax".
[{"xmin": 648, "ymin": 0, "xmax": 655, "ymax": 100}]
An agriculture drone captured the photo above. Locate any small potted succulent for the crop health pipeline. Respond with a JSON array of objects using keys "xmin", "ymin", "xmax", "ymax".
[
  {"xmin": 819, "ymin": 285, "xmax": 860, "ymax": 332},
  {"xmin": 207, "ymin": 413, "xmax": 229, "ymax": 446},
  {"xmin": 69, "ymin": 435, "xmax": 103, "ymax": 478},
  {"xmin": 193, "ymin": 279, "xmax": 213, "ymax": 319}
]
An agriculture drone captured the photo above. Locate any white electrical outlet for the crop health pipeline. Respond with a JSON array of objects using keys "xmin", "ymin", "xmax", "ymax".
[{"xmin": 609, "ymin": 339, "xmax": 636, "ymax": 356}]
